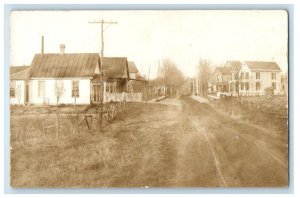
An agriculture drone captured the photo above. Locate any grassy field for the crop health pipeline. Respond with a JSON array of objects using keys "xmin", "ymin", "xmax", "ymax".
[
  {"xmin": 10, "ymin": 102, "xmax": 179, "ymax": 187},
  {"xmin": 209, "ymin": 96, "xmax": 288, "ymax": 131}
]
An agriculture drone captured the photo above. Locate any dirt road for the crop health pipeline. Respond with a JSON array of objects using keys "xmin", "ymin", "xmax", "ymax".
[
  {"xmin": 11, "ymin": 96, "xmax": 288, "ymax": 187},
  {"xmin": 104, "ymin": 96, "xmax": 288, "ymax": 187},
  {"xmin": 173, "ymin": 96, "xmax": 288, "ymax": 187}
]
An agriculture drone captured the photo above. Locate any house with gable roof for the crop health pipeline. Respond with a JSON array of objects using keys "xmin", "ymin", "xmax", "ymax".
[
  {"xmin": 29, "ymin": 51, "xmax": 100, "ymax": 105},
  {"xmin": 11, "ymin": 44, "xmax": 130, "ymax": 105},
  {"xmin": 237, "ymin": 61, "xmax": 282, "ymax": 96},
  {"xmin": 211, "ymin": 60, "xmax": 282, "ymax": 97},
  {"xmin": 102, "ymin": 57, "xmax": 130, "ymax": 102}
]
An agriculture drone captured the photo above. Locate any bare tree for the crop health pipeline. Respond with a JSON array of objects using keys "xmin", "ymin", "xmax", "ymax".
[
  {"xmin": 54, "ymin": 80, "xmax": 65, "ymax": 138},
  {"xmin": 159, "ymin": 58, "xmax": 184, "ymax": 96},
  {"xmin": 54, "ymin": 80, "xmax": 65, "ymax": 106},
  {"xmin": 197, "ymin": 59, "xmax": 212, "ymax": 96},
  {"xmin": 160, "ymin": 59, "xmax": 172, "ymax": 96}
]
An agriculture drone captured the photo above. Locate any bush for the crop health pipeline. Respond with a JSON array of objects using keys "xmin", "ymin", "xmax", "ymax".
[{"xmin": 264, "ymin": 86, "xmax": 274, "ymax": 96}]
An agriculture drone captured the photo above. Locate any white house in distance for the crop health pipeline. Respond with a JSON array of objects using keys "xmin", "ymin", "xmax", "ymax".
[
  {"xmin": 236, "ymin": 61, "xmax": 282, "ymax": 96},
  {"xmin": 10, "ymin": 44, "xmax": 131, "ymax": 105},
  {"xmin": 209, "ymin": 60, "xmax": 282, "ymax": 97}
]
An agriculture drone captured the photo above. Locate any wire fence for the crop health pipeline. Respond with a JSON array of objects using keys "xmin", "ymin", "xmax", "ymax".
[{"xmin": 10, "ymin": 101, "xmax": 126, "ymax": 148}]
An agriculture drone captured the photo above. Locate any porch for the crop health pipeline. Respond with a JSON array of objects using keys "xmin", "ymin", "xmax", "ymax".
[{"xmin": 104, "ymin": 92, "xmax": 143, "ymax": 103}]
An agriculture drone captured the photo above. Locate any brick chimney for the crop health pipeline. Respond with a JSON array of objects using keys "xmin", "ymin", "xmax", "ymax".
[{"xmin": 60, "ymin": 44, "xmax": 65, "ymax": 55}]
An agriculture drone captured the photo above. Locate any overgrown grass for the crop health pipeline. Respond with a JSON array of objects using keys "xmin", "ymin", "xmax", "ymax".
[
  {"xmin": 209, "ymin": 97, "xmax": 288, "ymax": 131},
  {"xmin": 10, "ymin": 102, "xmax": 179, "ymax": 187}
]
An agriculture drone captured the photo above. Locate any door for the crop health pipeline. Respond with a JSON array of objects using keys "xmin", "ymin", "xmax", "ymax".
[
  {"xmin": 25, "ymin": 82, "xmax": 29, "ymax": 104},
  {"xmin": 93, "ymin": 84, "xmax": 101, "ymax": 103}
]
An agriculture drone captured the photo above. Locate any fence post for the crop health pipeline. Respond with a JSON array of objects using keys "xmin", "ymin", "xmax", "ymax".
[
  {"xmin": 76, "ymin": 113, "xmax": 79, "ymax": 135},
  {"xmin": 56, "ymin": 113, "xmax": 59, "ymax": 138},
  {"xmin": 42, "ymin": 114, "xmax": 45, "ymax": 137}
]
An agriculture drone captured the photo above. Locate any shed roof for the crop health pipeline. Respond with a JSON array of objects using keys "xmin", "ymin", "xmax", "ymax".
[
  {"xmin": 10, "ymin": 66, "xmax": 30, "ymax": 75},
  {"xmin": 10, "ymin": 68, "xmax": 31, "ymax": 80}
]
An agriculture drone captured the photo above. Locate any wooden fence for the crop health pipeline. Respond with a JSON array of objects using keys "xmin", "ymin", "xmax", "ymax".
[
  {"xmin": 10, "ymin": 102, "xmax": 126, "ymax": 147},
  {"xmin": 104, "ymin": 92, "xmax": 142, "ymax": 103}
]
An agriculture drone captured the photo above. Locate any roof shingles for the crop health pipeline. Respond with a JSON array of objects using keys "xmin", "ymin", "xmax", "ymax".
[
  {"xmin": 102, "ymin": 57, "xmax": 128, "ymax": 80},
  {"xmin": 29, "ymin": 53, "xmax": 129, "ymax": 80},
  {"xmin": 29, "ymin": 53, "xmax": 97, "ymax": 78}
]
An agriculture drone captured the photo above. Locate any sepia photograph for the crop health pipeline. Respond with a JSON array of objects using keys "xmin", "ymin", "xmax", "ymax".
[{"xmin": 9, "ymin": 10, "xmax": 288, "ymax": 188}]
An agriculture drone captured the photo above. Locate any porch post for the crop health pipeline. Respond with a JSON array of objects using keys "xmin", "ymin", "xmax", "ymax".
[{"xmin": 103, "ymin": 81, "xmax": 106, "ymax": 103}]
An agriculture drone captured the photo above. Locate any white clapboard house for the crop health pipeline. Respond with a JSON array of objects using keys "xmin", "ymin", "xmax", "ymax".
[
  {"xmin": 210, "ymin": 60, "xmax": 282, "ymax": 97},
  {"xmin": 10, "ymin": 45, "xmax": 131, "ymax": 105}
]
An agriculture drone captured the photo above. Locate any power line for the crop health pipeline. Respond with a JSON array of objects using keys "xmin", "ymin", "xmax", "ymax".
[
  {"xmin": 88, "ymin": 20, "xmax": 118, "ymax": 57},
  {"xmin": 88, "ymin": 19, "xmax": 118, "ymax": 133}
]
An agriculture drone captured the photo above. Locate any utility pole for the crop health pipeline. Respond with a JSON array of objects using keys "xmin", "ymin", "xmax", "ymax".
[
  {"xmin": 88, "ymin": 20, "xmax": 117, "ymax": 133},
  {"xmin": 146, "ymin": 64, "xmax": 151, "ymax": 108}
]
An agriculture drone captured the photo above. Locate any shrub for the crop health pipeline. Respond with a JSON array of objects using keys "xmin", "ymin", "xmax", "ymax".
[{"xmin": 264, "ymin": 86, "xmax": 274, "ymax": 97}]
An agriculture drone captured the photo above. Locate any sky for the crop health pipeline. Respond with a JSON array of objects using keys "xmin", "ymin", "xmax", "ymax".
[{"xmin": 10, "ymin": 10, "xmax": 288, "ymax": 79}]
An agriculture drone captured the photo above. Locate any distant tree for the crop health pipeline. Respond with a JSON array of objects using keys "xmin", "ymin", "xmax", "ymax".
[
  {"xmin": 197, "ymin": 59, "xmax": 212, "ymax": 96},
  {"xmin": 159, "ymin": 58, "xmax": 185, "ymax": 96}
]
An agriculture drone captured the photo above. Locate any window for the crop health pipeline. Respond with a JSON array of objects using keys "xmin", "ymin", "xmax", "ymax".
[
  {"xmin": 256, "ymin": 82, "xmax": 260, "ymax": 90},
  {"xmin": 241, "ymin": 72, "xmax": 244, "ymax": 80},
  {"xmin": 233, "ymin": 73, "xmax": 238, "ymax": 80},
  {"xmin": 271, "ymin": 73, "xmax": 276, "ymax": 80},
  {"xmin": 272, "ymin": 82, "xmax": 276, "ymax": 90},
  {"xmin": 106, "ymin": 83, "xmax": 110, "ymax": 93},
  {"xmin": 72, "ymin": 80, "xmax": 79, "ymax": 97},
  {"xmin": 10, "ymin": 81, "xmax": 16, "ymax": 98},
  {"xmin": 256, "ymin": 72, "xmax": 260, "ymax": 79},
  {"xmin": 245, "ymin": 82, "xmax": 249, "ymax": 91},
  {"xmin": 113, "ymin": 82, "xmax": 117, "ymax": 93},
  {"xmin": 38, "ymin": 81, "xmax": 45, "ymax": 98},
  {"xmin": 245, "ymin": 73, "xmax": 249, "ymax": 79},
  {"xmin": 106, "ymin": 83, "xmax": 115, "ymax": 93},
  {"xmin": 241, "ymin": 82, "xmax": 244, "ymax": 90}
]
